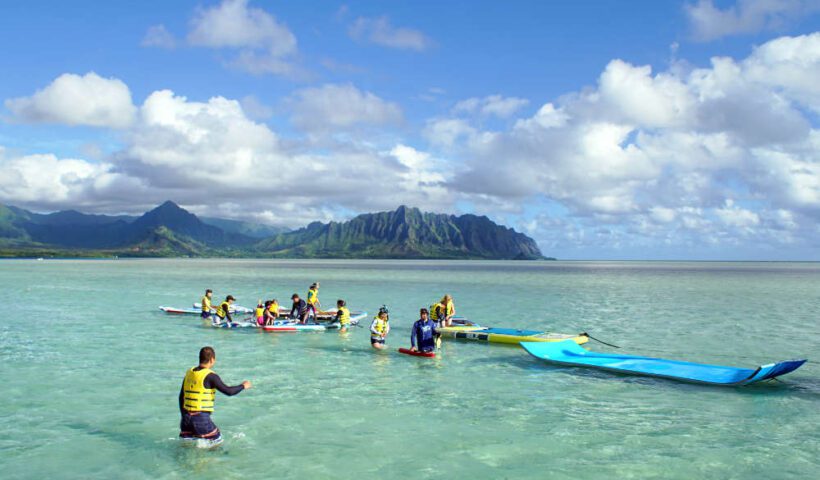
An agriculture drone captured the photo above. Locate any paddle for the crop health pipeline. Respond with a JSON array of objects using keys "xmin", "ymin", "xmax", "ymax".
[{"xmin": 581, "ymin": 332, "xmax": 621, "ymax": 349}]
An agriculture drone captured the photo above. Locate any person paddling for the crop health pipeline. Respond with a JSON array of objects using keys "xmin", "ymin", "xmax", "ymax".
[
  {"xmin": 369, "ymin": 306, "xmax": 390, "ymax": 350},
  {"xmin": 332, "ymin": 299, "xmax": 351, "ymax": 332},
  {"xmin": 179, "ymin": 346, "xmax": 251, "ymax": 446},
  {"xmin": 410, "ymin": 308, "xmax": 438, "ymax": 354},
  {"xmin": 289, "ymin": 294, "xmax": 309, "ymax": 324},
  {"xmin": 214, "ymin": 295, "xmax": 237, "ymax": 327},
  {"xmin": 200, "ymin": 289, "xmax": 214, "ymax": 321},
  {"xmin": 306, "ymin": 282, "xmax": 321, "ymax": 321}
]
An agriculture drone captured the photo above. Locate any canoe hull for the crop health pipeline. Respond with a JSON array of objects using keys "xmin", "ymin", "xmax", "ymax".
[
  {"xmin": 521, "ymin": 340, "xmax": 807, "ymax": 386},
  {"xmin": 439, "ymin": 326, "xmax": 588, "ymax": 345}
]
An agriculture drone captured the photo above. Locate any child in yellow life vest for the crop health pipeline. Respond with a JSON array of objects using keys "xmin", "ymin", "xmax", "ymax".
[
  {"xmin": 430, "ymin": 294, "xmax": 456, "ymax": 327},
  {"xmin": 200, "ymin": 289, "xmax": 214, "ymax": 321},
  {"xmin": 214, "ymin": 295, "xmax": 237, "ymax": 327},
  {"xmin": 333, "ymin": 299, "xmax": 351, "ymax": 332},
  {"xmin": 369, "ymin": 306, "xmax": 390, "ymax": 349},
  {"xmin": 264, "ymin": 299, "xmax": 279, "ymax": 326},
  {"xmin": 254, "ymin": 300, "xmax": 264, "ymax": 326},
  {"xmin": 306, "ymin": 282, "xmax": 320, "ymax": 320}
]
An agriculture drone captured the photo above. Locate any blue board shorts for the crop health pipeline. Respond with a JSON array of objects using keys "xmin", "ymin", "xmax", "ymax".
[
  {"xmin": 200, "ymin": 311, "xmax": 212, "ymax": 320},
  {"xmin": 370, "ymin": 337, "xmax": 385, "ymax": 345},
  {"xmin": 180, "ymin": 411, "xmax": 221, "ymax": 440}
]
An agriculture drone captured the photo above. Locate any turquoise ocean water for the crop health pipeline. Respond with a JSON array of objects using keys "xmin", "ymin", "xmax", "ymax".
[{"xmin": 1, "ymin": 259, "xmax": 818, "ymax": 479}]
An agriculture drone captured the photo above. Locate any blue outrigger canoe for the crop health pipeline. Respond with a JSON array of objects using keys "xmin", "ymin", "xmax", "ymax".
[{"xmin": 521, "ymin": 340, "xmax": 806, "ymax": 386}]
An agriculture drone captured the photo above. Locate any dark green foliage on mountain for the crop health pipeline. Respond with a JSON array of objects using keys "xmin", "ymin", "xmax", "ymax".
[
  {"xmin": 254, "ymin": 205, "xmax": 544, "ymax": 259},
  {"xmin": 0, "ymin": 202, "xmax": 547, "ymax": 259}
]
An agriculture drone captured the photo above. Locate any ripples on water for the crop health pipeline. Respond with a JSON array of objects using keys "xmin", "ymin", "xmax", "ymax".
[{"xmin": 0, "ymin": 259, "xmax": 818, "ymax": 479}]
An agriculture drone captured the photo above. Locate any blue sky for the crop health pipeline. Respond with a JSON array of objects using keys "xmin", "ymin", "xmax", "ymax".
[{"xmin": 1, "ymin": 0, "xmax": 819, "ymax": 260}]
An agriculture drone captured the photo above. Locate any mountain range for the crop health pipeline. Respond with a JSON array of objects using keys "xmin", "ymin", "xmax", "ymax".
[{"xmin": 0, "ymin": 201, "xmax": 547, "ymax": 260}]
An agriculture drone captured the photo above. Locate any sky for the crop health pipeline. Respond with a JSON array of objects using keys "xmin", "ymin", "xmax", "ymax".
[{"xmin": 0, "ymin": 0, "xmax": 819, "ymax": 260}]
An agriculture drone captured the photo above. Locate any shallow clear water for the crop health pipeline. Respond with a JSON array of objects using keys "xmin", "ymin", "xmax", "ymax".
[{"xmin": 1, "ymin": 259, "xmax": 818, "ymax": 479}]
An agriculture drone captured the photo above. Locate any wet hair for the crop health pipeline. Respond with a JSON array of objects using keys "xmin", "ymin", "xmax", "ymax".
[
  {"xmin": 310, "ymin": 283, "xmax": 318, "ymax": 288},
  {"xmin": 291, "ymin": 293, "xmax": 300, "ymax": 299},
  {"xmin": 226, "ymin": 295, "xmax": 235, "ymax": 301},
  {"xmin": 337, "ymin": 299, "xmax": 346, "ymax": 307},
  {"xmin": 264, "ymin": 300, "xmax": 272, "ymax": 307},
  {"xmin": 199, "ymin": 346, "xmax": 215, "ymax": 364},
  {"xmin": 420, "ymin": 308, "xmax": 429, "ymax": 314},
  {"xmin": 205, "ymin": 289, "xmax": 212, "ymax": 295}
]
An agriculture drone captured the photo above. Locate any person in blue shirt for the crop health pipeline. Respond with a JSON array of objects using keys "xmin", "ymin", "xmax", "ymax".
[{"xmin": 409, "ymin": 308, "xmax": 438, "ymax": 353}]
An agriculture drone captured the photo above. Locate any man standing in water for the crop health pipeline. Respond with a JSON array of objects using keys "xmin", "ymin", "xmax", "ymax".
[{"xmin": 179, "ymin": 346, "xmax": 252, "ymax": 447}]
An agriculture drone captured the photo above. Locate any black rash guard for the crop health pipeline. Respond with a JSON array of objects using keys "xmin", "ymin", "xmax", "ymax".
[
  {"xmin": 289, "ymin": 299, "xmax": 307, "ymax": 318},
  {"xmin": 179, "ymin": 366, "xmax": 245, "ymax": 413}
]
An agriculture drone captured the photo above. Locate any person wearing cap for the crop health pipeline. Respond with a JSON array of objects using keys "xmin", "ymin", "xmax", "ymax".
[
  {"xmin": 214, "ymin": 295, "xmax": 237, "ymax": 327},
  {"xmin": 369, "ymin": 306, "xmax": 390, "ymax": 350},
  {"xmin": 409, "ymin": 308, "xmax": 438, "ymax": 354},
  {"xmin": 306, "ymin": 282, "xmax": 321, "ymax": 321},
  {"xmin": 289, "ymin": 293, "xmax": 309, "ymax": 324}
]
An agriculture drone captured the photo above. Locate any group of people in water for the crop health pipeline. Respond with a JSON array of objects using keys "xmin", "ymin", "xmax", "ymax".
[
  {"xmin": 199, "ymin": 282, "xmax": 354, "ymax": 331},
  {"xmin": 182, "ymin": 287, "xmax": 457, "ymax": 445}
]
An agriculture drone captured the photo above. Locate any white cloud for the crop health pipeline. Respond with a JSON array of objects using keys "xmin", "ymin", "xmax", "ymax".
[
  {"xmin": 685, "ymin": 0, "xmax": 820, "ymax": 42},
  {"xmin": 5, "ymin": 72, "xmax": 136, "ymax": 129},
  {"xmin": 423, "ymin": 118, "xmax": 478, "ymax": 149},
  {"xmin": 287, "ymin": 83, "xmax": 402, "ymax": 132},
  {"xmin": 453, "ymin": 95, "xmax": 530, "ymax": 118},
  {"xmin": 442, "ymin": 34, "xmax": 820, "ymax": 252},
  {"xmin": 348, "ymin": 16, "xmax": 431, "ymax": 51},
  {"xmin": 0, "ymin": 81, "xmax": 449, "ymax": 227},
  {"xmin": 187, "ymin": 0, "xmax": 298, "ymax": 76},
  {"xmin": 141, "ymin": 24, "xmax": 176, "ymax": 49}
]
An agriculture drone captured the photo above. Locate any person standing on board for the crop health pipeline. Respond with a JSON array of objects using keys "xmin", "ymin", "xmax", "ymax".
[
  {"xmin": 214, "ymin": 295, "xmax": 237, "ymax": 327},
  {"xmin": 200, "ymin": 289, "xmax": 214, "ymax": 321},
  {"xmin": 431, "ymin": 294, "xmax": 456, "ymax": 327},
  {"xmin": 289, "ymin": 293, "xmax": 310, "ymax": 324},
  {"xmin": 306, "ymin": 282, "xmax": 321, "ymax": 321},
  {"xmin": 179, "ymin": 346, "xmax": 252, "ymax": 446},
  {"xmin": 370, "ymin": 306, "xmax": 390, "ymax": 350},
  {"xmin": 410, "ymin": 308, "xmax": 438, "ymax": 354}
]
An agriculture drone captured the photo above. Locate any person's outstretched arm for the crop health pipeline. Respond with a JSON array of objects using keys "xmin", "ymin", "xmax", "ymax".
[{"xmin": 204, "ymin": 372, "xmax": 245, "ymax": 396}]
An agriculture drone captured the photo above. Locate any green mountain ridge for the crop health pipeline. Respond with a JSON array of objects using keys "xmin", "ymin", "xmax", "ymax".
[{"xmin": 0, "ymin": 202, "xmax": 548, "ymax": 260}]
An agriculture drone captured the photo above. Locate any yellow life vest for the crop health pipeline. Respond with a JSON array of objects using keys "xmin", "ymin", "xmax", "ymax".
[
  {"xmin": 337, "ymin": 306, "xmax": 351, "ymax": 325},
  {"xmin": 307, "ymin": 288, "xmax": 319, "ymax": 305},
  {"xmin": 430, "ymin": 301, "xmax": 453, "ymax": 320},
  {"xmin": 182, "ymin": 367, "xmax": 215, "ymax": 412},
  {"xmin": 255, "ymin": 306, "xmax": 264, "ymax": 317},
  {"xmin": 268, "ymin": 302, "xmax": 279, "ymax": 315},
  {"xmin": 201, "ymin": 296, "xmax": 212, "ymax": 312},
  {"xmin": 371, "ymin": 316, "xmax": 388, "ymax": 338},
  {"xmin": 216, "ymin": 301, "xmax": 229, "ymax": 319}
]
